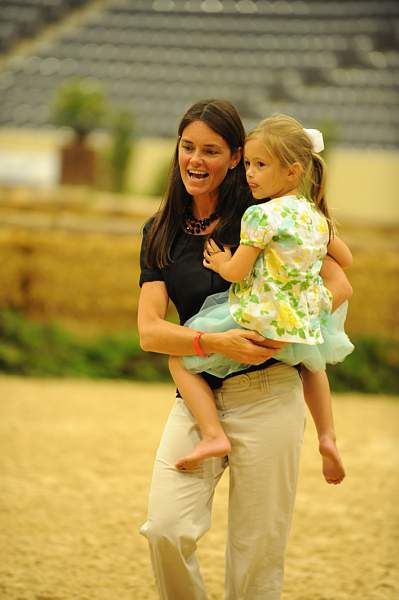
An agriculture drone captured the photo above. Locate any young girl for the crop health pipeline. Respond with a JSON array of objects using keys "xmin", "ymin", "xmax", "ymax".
[{"xmin": 169, "ymin": 114, "xmax": 354, "ymax": 483}]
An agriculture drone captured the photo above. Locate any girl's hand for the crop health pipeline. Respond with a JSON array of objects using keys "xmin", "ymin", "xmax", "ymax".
[
  {"xmin": 203, "ymin": 239, "xmax": 232, "ymax": 273},
  {"xmin": 202, "ymin": 328, "xmax": 279, "ymax": 364}
]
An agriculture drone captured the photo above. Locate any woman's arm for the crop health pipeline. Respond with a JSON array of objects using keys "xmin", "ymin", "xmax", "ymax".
[
  {"xmin": 138, "ymin": 281, "xmax": 279, "ymax": 362},
  {"xmin": 138, "ymin": 281, "xmax": 208, "ymax": 355},
  {"xmin": 327, "ymin": 236, "xmax": 353, "ymax": 269},
  {"xmin": 203, "ymin": 239, "xmax": 261, "ymax": 282}
]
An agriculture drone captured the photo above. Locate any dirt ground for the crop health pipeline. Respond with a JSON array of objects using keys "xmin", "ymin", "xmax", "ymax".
[{"xmin": 0, "ymin": 376, "xmax": 398, "ymax": 600}]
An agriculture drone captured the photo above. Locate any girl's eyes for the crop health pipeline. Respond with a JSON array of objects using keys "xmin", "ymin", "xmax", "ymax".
[{"xmin": 244, "ymin": 160, "xmax": 266, "ymax": 168}]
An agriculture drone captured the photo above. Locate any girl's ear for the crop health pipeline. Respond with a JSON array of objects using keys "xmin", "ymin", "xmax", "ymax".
[
  {"xmin": 230, "ymin": 146, "xmax": 242, "ymax": 169},
  {"xmin": 288, "ymin": 161, "xmax": 302, "ymax": 181}
]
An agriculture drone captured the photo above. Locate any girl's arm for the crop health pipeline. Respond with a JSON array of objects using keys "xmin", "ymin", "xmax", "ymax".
[
  {"xmin": 138, "ymin": 280, "xmax": 278, "ymax": 362},
  {"xmin": 321, "ymin": 256, "xmax": 353, "ymax": 311},
  {"xmin": 323, "ymin": 237, "xmax": 353, "ymax": 310},
  {"xmin": 203, "ymin": 239, "xmax": 261, "ymax": 282},
  {"xmin": 327, "ymin": 236, "xmax": 353, "ymax": 269}
]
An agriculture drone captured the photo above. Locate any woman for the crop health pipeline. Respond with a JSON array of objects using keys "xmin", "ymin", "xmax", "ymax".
[{"xmin": 138, "ymin": 99, "xmax": 306, "ymax": 600}]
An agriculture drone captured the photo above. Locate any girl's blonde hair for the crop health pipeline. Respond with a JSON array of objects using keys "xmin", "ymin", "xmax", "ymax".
[{"xmin": 246, "ymin": 113, "xmax": 335, "ymax": 235}]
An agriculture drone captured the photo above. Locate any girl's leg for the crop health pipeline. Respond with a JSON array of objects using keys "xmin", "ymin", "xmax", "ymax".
[
  {"xmin": 308, "ymin": 255, "xmax": 351, "ymax": 483},
  {"xmin": 140, "ymin": 396, "xmax": 226, "ymax": 599},
  {"xmin": 301, "ymin": 367, "xmax": 345, "ymax": 484},
  {"xmin": 169, "ymin": 356, "xmax": 231, "ymax": 470}
]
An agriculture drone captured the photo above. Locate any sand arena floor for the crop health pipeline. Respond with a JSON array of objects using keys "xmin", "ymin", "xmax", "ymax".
[{"xmin": 0, "ymin": 376, "xmax": 398, "ymax": 600}]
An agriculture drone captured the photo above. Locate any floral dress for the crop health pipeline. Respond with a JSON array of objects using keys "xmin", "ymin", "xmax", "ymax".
[
  {"xmin": 229, "ymin": 194, "xmax": 332, "ymax": 344},
  {"xmin": 183, "ymin": 195, "xmax": 354, "ymax": 376}
]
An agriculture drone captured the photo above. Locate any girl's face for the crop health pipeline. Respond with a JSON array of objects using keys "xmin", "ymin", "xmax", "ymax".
[
  {"xmin": 244, "ymin": 137, "xmax": 297, "ymax": 200},
  {"xmin": 178, "ymin": 120, "xmax": 240, "ymax": 205}
]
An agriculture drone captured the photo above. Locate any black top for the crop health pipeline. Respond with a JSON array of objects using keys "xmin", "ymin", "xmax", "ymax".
[{"xmin": 139, "ymin": 219, "xmax": 278, "ymax": 390}]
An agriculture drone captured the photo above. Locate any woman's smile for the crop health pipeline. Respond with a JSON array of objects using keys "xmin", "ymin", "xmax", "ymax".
[{"xmin": 187, "ymin": 169, "xmax": 209, "ymax": 181}]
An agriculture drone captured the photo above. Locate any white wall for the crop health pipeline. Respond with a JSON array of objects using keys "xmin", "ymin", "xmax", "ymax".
[
  {"xmin": 0, "ymin": 129, "xmax": 398, "ymax": 224},
  {"xmin": 327, "ymin": 149, "xmax": 399, "ymax": 225}
]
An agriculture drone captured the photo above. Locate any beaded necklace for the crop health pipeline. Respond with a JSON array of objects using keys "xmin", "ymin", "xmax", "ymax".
[{"xmin": 184, "ymin": 208, "xmax": 219, "ymax": 235}]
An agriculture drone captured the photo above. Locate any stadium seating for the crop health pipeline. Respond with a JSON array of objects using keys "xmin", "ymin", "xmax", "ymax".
[
  {"xmin": 0, "ymin": 0, "xmax": 88, "ymax": 51},
  {"xmin": 0, "ymin": 0, "xmax": 398, "ymax": 148}
]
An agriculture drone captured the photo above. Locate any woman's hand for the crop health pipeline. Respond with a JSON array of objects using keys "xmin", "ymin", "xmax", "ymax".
[
  {"xmin": 201, "ymin": 328, "xmax": 281, "ymax": 364},
  {"xmin": 203, "ymin": 239, "xmax": 232, "ymax": 273}
]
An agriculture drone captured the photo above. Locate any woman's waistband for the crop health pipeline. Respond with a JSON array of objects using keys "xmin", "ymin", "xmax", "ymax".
[{"xmin": 217, "ymin": 362, "xmax": 301, "ymax": 395}]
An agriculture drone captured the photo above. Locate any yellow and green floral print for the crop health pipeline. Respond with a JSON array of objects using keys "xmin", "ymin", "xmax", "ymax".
[{"xmin": 229, "ymin": 195, "xmax": 332, "ymax": 344}]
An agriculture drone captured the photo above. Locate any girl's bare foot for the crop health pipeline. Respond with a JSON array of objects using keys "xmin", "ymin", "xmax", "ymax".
[
  {"xmin": 176, "ymin": 435, "xmax": 231, "ymax": 471},
  {"xmin": 319, "ymin": 434, "xmax": 346, "ymax": 484}
]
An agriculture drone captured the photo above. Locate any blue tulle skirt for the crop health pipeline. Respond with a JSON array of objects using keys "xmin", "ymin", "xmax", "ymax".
[{"xmin": 183, "ymin": 291, "xmax": 354, "ymax": 377}]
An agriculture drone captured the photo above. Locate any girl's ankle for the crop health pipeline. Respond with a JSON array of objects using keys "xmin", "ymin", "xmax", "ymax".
[
  {"xmin": 319, "ymin": 431, "xmax": 337, "ymax": 443},
  {"xmin": 202, "ymin": 430, "xmax": 227, "ymax": 441}
]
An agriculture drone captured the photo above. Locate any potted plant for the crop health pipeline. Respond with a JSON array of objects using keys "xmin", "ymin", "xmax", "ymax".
[
  {"xmin": 51, "ymin": 78, "xmax": 108, "ymax": 186},
  {"xmin": 109, "ymin": 109, "xmax": 134, "ymax": 194}
]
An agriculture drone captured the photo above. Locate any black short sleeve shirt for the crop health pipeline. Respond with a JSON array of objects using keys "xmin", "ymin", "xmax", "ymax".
[{"xmin": 139, "ymin": 220, "xmax": 278, "ymax": 389}]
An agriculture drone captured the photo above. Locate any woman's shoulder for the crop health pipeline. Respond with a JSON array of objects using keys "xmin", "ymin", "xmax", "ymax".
[
  {"xmin": 142, "ymin": 212, "xmax": 174, "ymax": 243},
  {"xmin": 142, "ymin": 214, "xmax": 158, "ymax": 236}
]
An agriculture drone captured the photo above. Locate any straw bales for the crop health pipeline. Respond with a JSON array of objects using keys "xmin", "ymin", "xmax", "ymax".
[
  {"xmin": 0, "ymin": 227, "xmax": 141, "ymax": 332},
  {"xmin": 0, "ymin": 193, "xmax": 398, "ymax": 338}
]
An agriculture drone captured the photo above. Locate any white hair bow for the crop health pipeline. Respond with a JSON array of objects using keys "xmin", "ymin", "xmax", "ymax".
[{"xmin": 304, "ymin": 128, "xmax": 324, "ymax": 153}]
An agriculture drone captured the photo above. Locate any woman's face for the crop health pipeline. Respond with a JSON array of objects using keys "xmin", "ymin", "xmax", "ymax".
[{"xmin": 178, "ymin": 120, "xmax": 240, "ymax": 205}]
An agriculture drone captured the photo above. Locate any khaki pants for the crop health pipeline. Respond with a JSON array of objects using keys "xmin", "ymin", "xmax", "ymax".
[{"xmin": 140, "ymin": 363, "xmax": 305, "ymax": 600}]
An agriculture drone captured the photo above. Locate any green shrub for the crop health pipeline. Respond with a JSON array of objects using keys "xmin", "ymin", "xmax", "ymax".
[
  {"xmin": 327, "ymin": 337, "xmax": 399, "ymax": 395},
  {"xmin": 0, "ymin": 310, "xmax": 398, "ymax": 394},
  {"xmin": 0, "ymin": 310, "xmax": 169, "ymax": 382},
  {"xmin": 109, "ymin": 109, "xmax": 135, "ymax": 194},
  {"xmin": 150, "ymin": 155, "xmax": 173, "ymax": 197},
  {"xmin": 51, "ymin": 79, "xmax": 108, "ymax": 138}
]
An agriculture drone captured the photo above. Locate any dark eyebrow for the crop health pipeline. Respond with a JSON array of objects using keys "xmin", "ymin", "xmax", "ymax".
[{"xmin": 180, "ymin": 137, "xmax": 222, "ymax": 150}]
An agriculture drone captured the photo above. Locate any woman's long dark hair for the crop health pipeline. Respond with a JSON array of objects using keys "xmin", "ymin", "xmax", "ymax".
[{"xmin": 144, "ymin": 99, "xmax": 249, "ymax": 268}]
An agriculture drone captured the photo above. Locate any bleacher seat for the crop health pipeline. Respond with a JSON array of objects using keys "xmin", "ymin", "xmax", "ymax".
[
  {"xmin": 0, "ymin": 0, "xmax": 90, "ymax": 52},
  {"xmin": 0, "ymin": 0, "xmax": 398, "ymax": 148}
]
